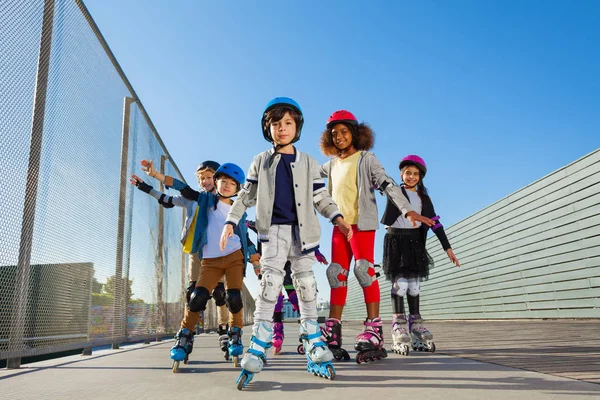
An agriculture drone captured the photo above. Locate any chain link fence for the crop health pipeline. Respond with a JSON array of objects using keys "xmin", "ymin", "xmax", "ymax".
[{"xmin": 0, "ymin": 0, "xmax": 254, "ymax": 367}]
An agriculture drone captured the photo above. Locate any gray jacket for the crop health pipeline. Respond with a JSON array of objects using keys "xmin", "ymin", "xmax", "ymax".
[
  {"xmin": 320, "ymin": 151, "xmax": 413, "ymax": 231},
  {"xmin": 226, "ymin": 148, "xmax": 342, "ymax": 253},
  {"xmin": 148, "ymin": 189, "xmax": 196, "ymax": 244}
]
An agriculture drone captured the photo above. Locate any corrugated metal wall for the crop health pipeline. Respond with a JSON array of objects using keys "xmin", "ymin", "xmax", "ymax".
[{"xmin": 343, "ymin": 148, "xmax": 600, "ymax": 320}]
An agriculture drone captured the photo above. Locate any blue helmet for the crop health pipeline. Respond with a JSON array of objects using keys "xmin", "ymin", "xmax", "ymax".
[
  {"xmin": 261, "ymin": 97, "xmax": 304, "ymax": 144},
  {"xmin": 213, "ymin": 163, "xmax": 245, "ymax": 189}
]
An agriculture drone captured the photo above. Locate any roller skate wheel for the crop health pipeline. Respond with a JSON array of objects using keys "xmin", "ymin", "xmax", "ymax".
[
  {"xmin": 237, "ymin": 373, "xmax": 248, "ymax": 391},
  {"xmin": 172, "ymin": 360, "xmax": 180, "ymax": 373},
  {"xmin": 430, "ymin": 343, "xmax": 436, "ymax": 353},
  {"xmin": 297, "ymin": 344, "xmax": 305, "ymax": 355},
  {"xmin": 233, "ymin": 355, "xmax": 239, "ymax": 367},
  {"xmin": 403, "ymin": 345, "xmax": 410, "ymax": 356},
  {"xmin": 334, "ymin": 353, "xmax": 343, "ymax": 361},
  {"xmin": 326, "ymin": 364, "xmax": 336, "ymax": 380},
  {"xmin": 224, "ymin": 352, "xmax": 230, "ymax": 361}
]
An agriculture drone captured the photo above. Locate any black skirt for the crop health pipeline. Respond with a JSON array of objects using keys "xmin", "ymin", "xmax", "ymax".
[{"xmin": 382, "ymin": 227, "xmax": 433, "ymax": 281}]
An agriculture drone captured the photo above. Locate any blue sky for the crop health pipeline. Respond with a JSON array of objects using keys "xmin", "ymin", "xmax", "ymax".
[{"xmin": 85, "ymin": 0, "xmax": 600, "ymax": 301}]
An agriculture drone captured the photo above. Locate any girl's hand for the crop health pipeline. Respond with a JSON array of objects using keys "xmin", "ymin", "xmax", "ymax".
[
  {"xmin": 220, "ymin": 224, "xmax": 234, "ymax": 251},
  {"xmin": 141, "ymin": 159, "xmax": 157, "ymax": 178},
  {"xmin": 335, "ymin": 217, "xmax": 353, "ymax": 241},
  {"xmin": 253, "ymin": 265, "xmax": 262, "ymax": 277},
  {"xmin": 406, "ymin": 211, "xmax": 434, "ymax": 228},
  {"xmin": 447, "ymin": 249, "xmax": 460, "ymax": 267},
  {"xmin": 315, "ymin": 249, "xmax": 328, "ymax": 265}
]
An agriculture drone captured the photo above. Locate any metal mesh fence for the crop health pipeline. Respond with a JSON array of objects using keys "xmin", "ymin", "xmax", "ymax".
[{"xmin": 0, "ymin": 0, "xmax": 254, "ymax": 364}]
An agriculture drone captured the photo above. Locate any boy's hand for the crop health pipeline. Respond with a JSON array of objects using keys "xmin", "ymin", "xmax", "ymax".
[
  {"xmin": 447, "ymin": 249, "xmax": 460, "ymax": 267},
  {"xmin": 220, "ymin": 224, "xmax": 234, "ymax": 251},
  {"xmin": 129, "ymin": 174, "xmax": 152, "ymax": 193},
  {"xmin": 253, "ymin": 265, "xmax": 262, "ymax": 277},
  {"xmin": 249, "ymin": 253, "xmax": 261, "ymax": 265},
  {"xmin": 334, "ymin": 217, "xmax": 353, "ymax": 241},
  {"xmin": 406, "ymin": 211, "xmax": 434, "ymax": 228},
  {"xmin": 141, "ymin": 159, "xmax": 157, "ymax": 178},
  {"xmin": 129, "ymin": 174, "xmax": 143, "ymax": 186}
]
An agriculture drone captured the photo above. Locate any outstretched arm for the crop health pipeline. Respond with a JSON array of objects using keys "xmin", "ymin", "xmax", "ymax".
[{"xmin": 130, "ymin": 174, "xmax": 191, "ymax": 208}]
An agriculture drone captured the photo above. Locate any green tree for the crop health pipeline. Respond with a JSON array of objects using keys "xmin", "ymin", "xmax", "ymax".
[
  {"xmin": 104, "ymin": 275, "xmax": 134, "ymax": 300},
  {"xmin": 92, "ymin": 277, "xmax": 104, "ymax": 294}
]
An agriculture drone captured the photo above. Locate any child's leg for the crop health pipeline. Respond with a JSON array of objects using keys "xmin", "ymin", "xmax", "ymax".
[
  {"xmin": 289, "ymin": 234, "xmax": 332, "ymax": 364},
  {"xmin": 242, "ymin": 225, "xmax": 290, "ymax": 373},
  {"xmin": 189, "ymin": 253, "xmax": 201, "ymax": 283},
  {"xmin": 390, "ymin": 278, "xmax": 410, "ymax": 352},
  {"xmin": 272, "ymin": 292, "xmax": 285, "ymax": 353},
  {"xmin": 212, "ymin": 280, "xmax": 229, "ymax": 327},
  {"xmin": 285, "ymin": 285, "xmax": 299, "ymax": 312},
  {"xmin": 188, "ymin": 258, "xmax": 226, "ymax": 321},
  {"xmin": 179, "ymin": 252, "xmax": 203, "ymax": 331},
  {"xmin": 406, "ymin": 279, "xmax": 433, "ymax": 341},
  {"xmin": 328, "ymin": 226, "xmax": 353, "ymax": 316},
  {"xmin": 348, "ymin": 229, "xmax": 378, "ymax": 315},
  {"xmin": 223, "ymin": 251, "xmax": 245, "ymax": 329},
  {"xmin": 171, "ymin": 253, "xmax": 203, "ymax": 362},
  {"xmin": 222, "ymin": 250, "xmax": 245, "ymax": 357}
]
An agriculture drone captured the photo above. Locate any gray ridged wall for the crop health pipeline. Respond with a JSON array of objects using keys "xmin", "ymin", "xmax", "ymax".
[{"xmin": 344, "ymin": 148, "xmax": 600, "ymax": 320}]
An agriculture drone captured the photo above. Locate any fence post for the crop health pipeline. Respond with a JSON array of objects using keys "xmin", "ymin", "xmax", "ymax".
[
  {"xmin": 6, "ymin": 0, "xmax": 55, "ymax": 369},
  {"xmin": 155, "ymin": 155, "xmax": 167, "ymax": 341},
  {"xmin": 112, "ymin": 96, "xmax": 134, "ymax": 350}
]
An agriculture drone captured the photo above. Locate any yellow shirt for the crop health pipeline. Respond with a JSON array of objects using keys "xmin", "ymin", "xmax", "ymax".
[
  {"xmin": 182, "ymin": 206, "xmax": 199, "ymax": 254},
  {"xmin": 331, "ymin": 151, "xmax": 361, "ymax": 224}
]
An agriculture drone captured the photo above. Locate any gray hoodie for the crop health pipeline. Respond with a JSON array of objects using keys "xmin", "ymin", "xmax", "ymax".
[{"xmin": 226, "ymin": 148, "xmax": 342, "ymax": 253}]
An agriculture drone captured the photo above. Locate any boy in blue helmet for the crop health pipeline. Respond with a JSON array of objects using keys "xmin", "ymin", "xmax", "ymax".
[
  {"xmin": 220, "ymin": 97, "xmax": 353, "ymax": 389},
  {"xmin": 131, "ymin": 160, "xmax": 255, "ymax": 368},
  {"xmin": 143, "ymin": 162, "xmax": 258, "ymax": 370}
]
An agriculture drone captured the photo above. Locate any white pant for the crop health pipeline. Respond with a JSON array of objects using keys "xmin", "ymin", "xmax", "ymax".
[{"xmin": 254, "ymin": 224, "xmax": 318, "ymax": 321}]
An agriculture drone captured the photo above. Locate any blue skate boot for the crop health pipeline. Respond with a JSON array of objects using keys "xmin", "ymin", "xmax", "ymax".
[
  {"xmin": 228, "ymin": 326, "xmax": 244, "ymax": 367},
  {"xmin": 300, "ymin": 319, "xmax": 336, "ymax": 380},
  {"xmin": 236, "ymin": 321, "xmax": 272, "ymax": 390},
  {"xmin": 170, "ymin": 328, "xmax": 194, "ymax": 373}
]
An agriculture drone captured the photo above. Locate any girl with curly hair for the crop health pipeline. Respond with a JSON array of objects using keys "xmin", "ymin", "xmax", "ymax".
[{"xmin": 318, "ymin": 110, "xmax": 433, "ymax": 363}]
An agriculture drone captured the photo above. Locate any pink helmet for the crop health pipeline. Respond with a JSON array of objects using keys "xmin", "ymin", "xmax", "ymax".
[{"xmin": 399, "ymin": 155, "xmax": 427, "ymax": 177}]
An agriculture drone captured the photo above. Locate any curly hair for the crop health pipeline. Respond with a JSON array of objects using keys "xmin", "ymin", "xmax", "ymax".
[{"xmin": 319, "ymin": 122, "xmax": 375, "ymax": 157}]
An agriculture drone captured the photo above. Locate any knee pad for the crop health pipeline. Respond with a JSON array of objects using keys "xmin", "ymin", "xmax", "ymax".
[
  {"xmin": 354, "ymin": 259, "xmax": 377, "ymax": 288},
  {"xmin": 326, "ymin": 263, "xmax": 348, "ymax": 288},
  {"xmin": 186, "ymin": 281, "xmax": 196, "ymax": 304},
  {"xmin": 225, "ymin": 289, "xmax": 243, "ymax": 314},
  {"xmin": 392, "ymin": 277, "xmax": 408, "ymax": 296},
  {"xmin": 188, "ymin": 286, "xmax": 211, "ymax": 312},
  {"xmin": 259, "ymin": 269, "xmax": 284, "ymax": 303},
  {"xmin": 407, "ymin": 279, "xmax": 420, "ymax": 296},
  {"xmin": 293, "ymin": 271, "xmax": 317, "ymax": 302},
  {"xmin": 212, "ymin": 282, "xmax": 226, "ymax": 306}
]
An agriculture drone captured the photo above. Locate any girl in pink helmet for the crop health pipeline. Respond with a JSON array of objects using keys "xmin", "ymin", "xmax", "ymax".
[
  {"xmin": 319, "ymin": 111, "xmax": 434, "ymax": 364},
  {"xmin": 381, "ymin": 155, "xmax": 460, "ymax": 355}
]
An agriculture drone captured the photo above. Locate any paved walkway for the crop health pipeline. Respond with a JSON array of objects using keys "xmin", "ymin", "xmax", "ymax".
[{"xmin": 0, "ymin": 320, "xmax": 599, "ymax": 400}]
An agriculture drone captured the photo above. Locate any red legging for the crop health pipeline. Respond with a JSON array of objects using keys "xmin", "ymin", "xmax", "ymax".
[{"xmin": 330, "ymin": 225, "xmax": 379, "ymax": 305}]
